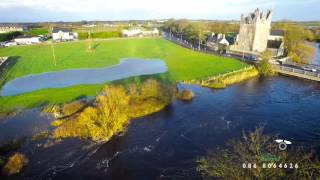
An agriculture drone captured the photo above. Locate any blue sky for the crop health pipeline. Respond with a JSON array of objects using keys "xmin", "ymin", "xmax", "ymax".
[{"xmin": 0, "ymin": 0, "xmax": 319, "ymax": 22}]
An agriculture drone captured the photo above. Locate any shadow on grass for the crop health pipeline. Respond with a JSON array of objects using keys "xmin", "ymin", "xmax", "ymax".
[{"xmin": 0, "ymin": 56, "xmax": 20, "ymax": 88}]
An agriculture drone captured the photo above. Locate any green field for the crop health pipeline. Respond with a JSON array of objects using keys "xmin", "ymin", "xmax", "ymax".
[
  {"xmin": 0, "ymin": 37, "xmax": 248, "ymax": 113},
  {"xmin": 26, "ymin": 28, "xmax": 49, "ymax": 36}
]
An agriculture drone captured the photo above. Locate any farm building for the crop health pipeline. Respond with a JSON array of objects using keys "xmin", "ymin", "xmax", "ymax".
[{"xmin": 52, "ymin": 28, "xmax": 78, "ymax": 41}]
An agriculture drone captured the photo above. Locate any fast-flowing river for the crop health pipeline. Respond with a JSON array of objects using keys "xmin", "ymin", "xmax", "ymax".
[{"xmin": 1, "ymin": 76, "xmax": 320, "ymax": 179}]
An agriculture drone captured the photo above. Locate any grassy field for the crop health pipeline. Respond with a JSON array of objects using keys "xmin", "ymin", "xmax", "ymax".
[
  {"xmin": 25, "ymin": 28, "xmax": 49, "ymax": 36},
  {"xmin": 0, "ymin": 37, "xmax": 248, "ymax": 112}
]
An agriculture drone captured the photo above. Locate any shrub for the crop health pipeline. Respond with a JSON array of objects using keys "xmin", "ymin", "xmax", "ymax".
[
  {"xmin": 53, "ymin": 79, "xmax": 176, "ymax": 142},
  {"xmin": 2, "ymin": 153, "xmax": 28, "ymax": 176},
  {"xmin": 177, "ymin": 89, "xmax": 194, "ymax": 101},
  {"xmin": 54, "ymin": 85, "xmax": 130, "ymax": 142},
  {"xmin": 0, "ymin": 32, "xmax": 22, "ymax": 42},
  {"xmin": 62, "ymin": 101, "xmax": 86, "ymax": 116},
  {"xmin": 32, "ymin": 131, "xmax": 49, "ymax": 141},
  {"xmin": 78, "ymin": 31, "xmax": 122, "ymax": 40},
  {"xmin": 208, "ymin": 81, "xmax": 226, "ymax": 89},
  {"xmin": 51, "ymin": 119, "xmax": 66, "ymax": 127}
]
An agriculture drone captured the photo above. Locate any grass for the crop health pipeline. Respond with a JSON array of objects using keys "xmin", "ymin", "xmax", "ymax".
[
  {"xmin": 78, "ymin": 31, "xmax": 122, "ymax": 40},
  {"xmin": 0, "ymin": 37, "xmax": 248, "ymax": 112},
  {"xmin": 25, "ymin": 28, "xmax": 49, "ymax": 36}
]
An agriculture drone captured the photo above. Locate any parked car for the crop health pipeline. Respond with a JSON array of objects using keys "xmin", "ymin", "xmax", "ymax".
[{"xmin": 302, "ymin": 66, "xmax": 317, "ymax": 72}]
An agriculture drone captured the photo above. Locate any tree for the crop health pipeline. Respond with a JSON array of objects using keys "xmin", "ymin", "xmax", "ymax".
[
  {"xmin": 273, "ymin": 23, "xmax": 316, "ymax": 64},
  {"xmin": 290, "ymin": 42, "xmax": 316, "ymax": 64},
  {"xmin": 197, "ymin": 127, "xmax": 320, "ymax": 179},
  {"xmin": 258, "ymin": 50, "xmax": 276, "ymax": 76}
]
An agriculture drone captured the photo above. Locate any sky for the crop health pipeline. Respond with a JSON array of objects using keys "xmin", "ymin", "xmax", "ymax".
[{"xmin": 0, "ymin": 0, "xmax": 319, "ymax": 22}]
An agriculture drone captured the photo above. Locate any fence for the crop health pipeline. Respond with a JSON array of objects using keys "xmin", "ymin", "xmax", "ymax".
[{"xmin": 274, "ymin": 65, "xmax": 320, "ymax": 79}]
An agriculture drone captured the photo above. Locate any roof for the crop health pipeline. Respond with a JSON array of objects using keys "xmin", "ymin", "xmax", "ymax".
[
  {"xmin": 267, "ymin": 40, "xmax": 283, "ymax": 49},
  {"xmin": 52, "ymin": 28, "xmax": 71, "ymax": 33},
  {"xmin": 15, "ymin": 35, "xmax": 39, "ymax": 39},
  {"xmin": 225, "ymin": 36, "xmax": 236, "ymax": 45},
  {"xmin": 270, "ymin": 30, "xmax": 284, "ymax": 36}
]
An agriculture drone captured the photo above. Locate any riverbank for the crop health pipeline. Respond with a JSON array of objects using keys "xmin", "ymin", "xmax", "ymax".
[
  {"xmin": 181, "ymin": 66, "xmax": 259, "ymax": 89},
  {"xmin": 0, "ymin": 38, "xmax": 248, "ymax": 116}
]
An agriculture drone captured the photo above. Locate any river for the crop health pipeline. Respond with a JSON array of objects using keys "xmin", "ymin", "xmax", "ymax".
[{"xmin": 1, "ymin": 76, "xmax": 320, "ymax": 179}]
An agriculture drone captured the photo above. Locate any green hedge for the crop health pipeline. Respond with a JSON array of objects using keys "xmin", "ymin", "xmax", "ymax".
[
  {"xmin": 26, "ymin": 28, "xmax": 48, "ymax": 36},
  {"xmin": 78, "ymin": 31, "xmax": 122, "ymax": 40},
  {"xmin": 0, "ymin": 32, "xmax": 22, "ymax": 42}
]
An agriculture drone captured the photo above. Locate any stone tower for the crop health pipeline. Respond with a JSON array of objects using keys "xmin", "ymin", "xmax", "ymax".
[{"xmin": 231, "ymin": 9, "xmax": 272, "ymax": 54}]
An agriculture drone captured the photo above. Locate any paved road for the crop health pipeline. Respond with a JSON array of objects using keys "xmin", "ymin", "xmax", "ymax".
[{"xmin": 163, "ymin": 32, "xmax": 320, "ymax": 81}]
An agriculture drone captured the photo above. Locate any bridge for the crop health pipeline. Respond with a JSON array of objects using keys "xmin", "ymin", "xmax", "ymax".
[{"xmin": 273, "ymin": 64, "xmax": 320, "ymax": 82}]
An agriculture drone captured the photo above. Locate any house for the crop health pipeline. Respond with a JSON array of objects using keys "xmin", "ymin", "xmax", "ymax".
[
  {"xmin": 122, "ymin": 29, "xmax": 142, "ymax": 37},
  {"xmin": 0, "ymin": 25, "xmax": 25, "ymax": 34},
  {"xmin": 207, "ymin": 33, "xmax": 235, "ymax": 51},
  {"xmin": 122, "ymin": 28, "xmax": 159, "ymax": 37},
  {"xmin": 142, "ymin": 28, "xmax": 159, "ymax": 36},
  {"xmin": 267, "ymin": 40, "xmax": 285, "ymax": 57},
  {"xmin": 14, "ymin": 35, "xmax": 42, "ymax": 45},
  {"xmin": 52, "ymin": 28, "xmax": 78, "ymax": 41},
  {"xmin": 269, "ymin": 30, "xmax": 285, "ymax": 41}
]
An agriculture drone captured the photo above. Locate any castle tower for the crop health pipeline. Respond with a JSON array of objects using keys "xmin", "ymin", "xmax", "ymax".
[{"xmin": 231, "ymin": 9, "xmax": 272, "ymax": 54}]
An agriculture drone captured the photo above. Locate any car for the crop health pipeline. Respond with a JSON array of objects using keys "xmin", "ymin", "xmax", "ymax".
[{"xmin": 302, "ymin": 66, "xmax": 317, "ymax": 72}]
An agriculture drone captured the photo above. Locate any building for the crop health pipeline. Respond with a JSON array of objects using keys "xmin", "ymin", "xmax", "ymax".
[
  {"xmin": 267, "ymin": 30, "xmax": 285, "ymax": 57},
  {"xmin": 142, "ymin": 28, "xmax": 159, "ymax": 36},
  {"xmin": 230, "ymin": 9, "xmax": 285, "ymax": 57},
  {"xmin": 122, "ymin": 28, "xmax": 159, "ymax": 37},
  {"xmin": 14, "ymin": 35, "xmax": 42, "ymax": 45},
  {"xmin": 52, "ymin": 28, "xmax": 78, "ymax": 41},
  {"xmin": 122, "ymin": 29, "xmax": 142, "ymax": 37},
  {"xmin": 207, "ymin": 33, "xmax": 235, "ymax": 51},
  {"xmin": 0, "ymin": 25, "xmax": 25, "ymax": 34}
]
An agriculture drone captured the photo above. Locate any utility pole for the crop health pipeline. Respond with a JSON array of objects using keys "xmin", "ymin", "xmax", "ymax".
[
  {"xmin": 50, "ymin": 26, "xmax": 57, "ymax": 66},
  {"xmin": 198, "ymin": 30, "xmax": 201, "ymax": 50},
  {"xmin": 87, "ymin": 30, "xmax": 92, "ymax": 51}
]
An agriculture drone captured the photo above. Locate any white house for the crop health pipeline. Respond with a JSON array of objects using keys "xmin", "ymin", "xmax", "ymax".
[
  {"xmin": 14, "ymin": 35, "xmax": 42, "ymax": 45},
  {"xmin": 122, "ymin": 29, "xmax": 142, "ymax": 37},
  {"xmin": 207, "ymin": 33, "xmax": 235, "ymax": 51},
  {"xmin": 122, "ymin": 28, "xmax": 159, "ymax": 37},
  {"xmin": 268, "ymin": 30, "xmax": 285, "ymax": 41},
  {"xmin": 142, "ymin": 28, "xmax": 159, "ymax": 36},
  {"xmin": 52, "ymin": 28, "xmax": 78, "ymax": 41}
]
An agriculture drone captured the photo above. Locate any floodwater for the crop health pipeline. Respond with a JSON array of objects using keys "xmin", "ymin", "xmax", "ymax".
[
  {"xmin": 0, "ymin": 59, "xmax": 167, "ymax": 96},
  {"xmin": 1, "ymin": 76, "xmax": 320, "ymax": 179}
]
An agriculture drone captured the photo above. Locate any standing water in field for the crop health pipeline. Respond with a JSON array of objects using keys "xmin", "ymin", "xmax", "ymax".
[{"xmin": 0, "ymin": 59, "xmax": 167, "ymax": 96}]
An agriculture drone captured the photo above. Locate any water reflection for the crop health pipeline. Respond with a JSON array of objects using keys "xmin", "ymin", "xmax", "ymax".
[{"xmin": 0, "ymin": 59, "xmax": 167, "ymax": 96}]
